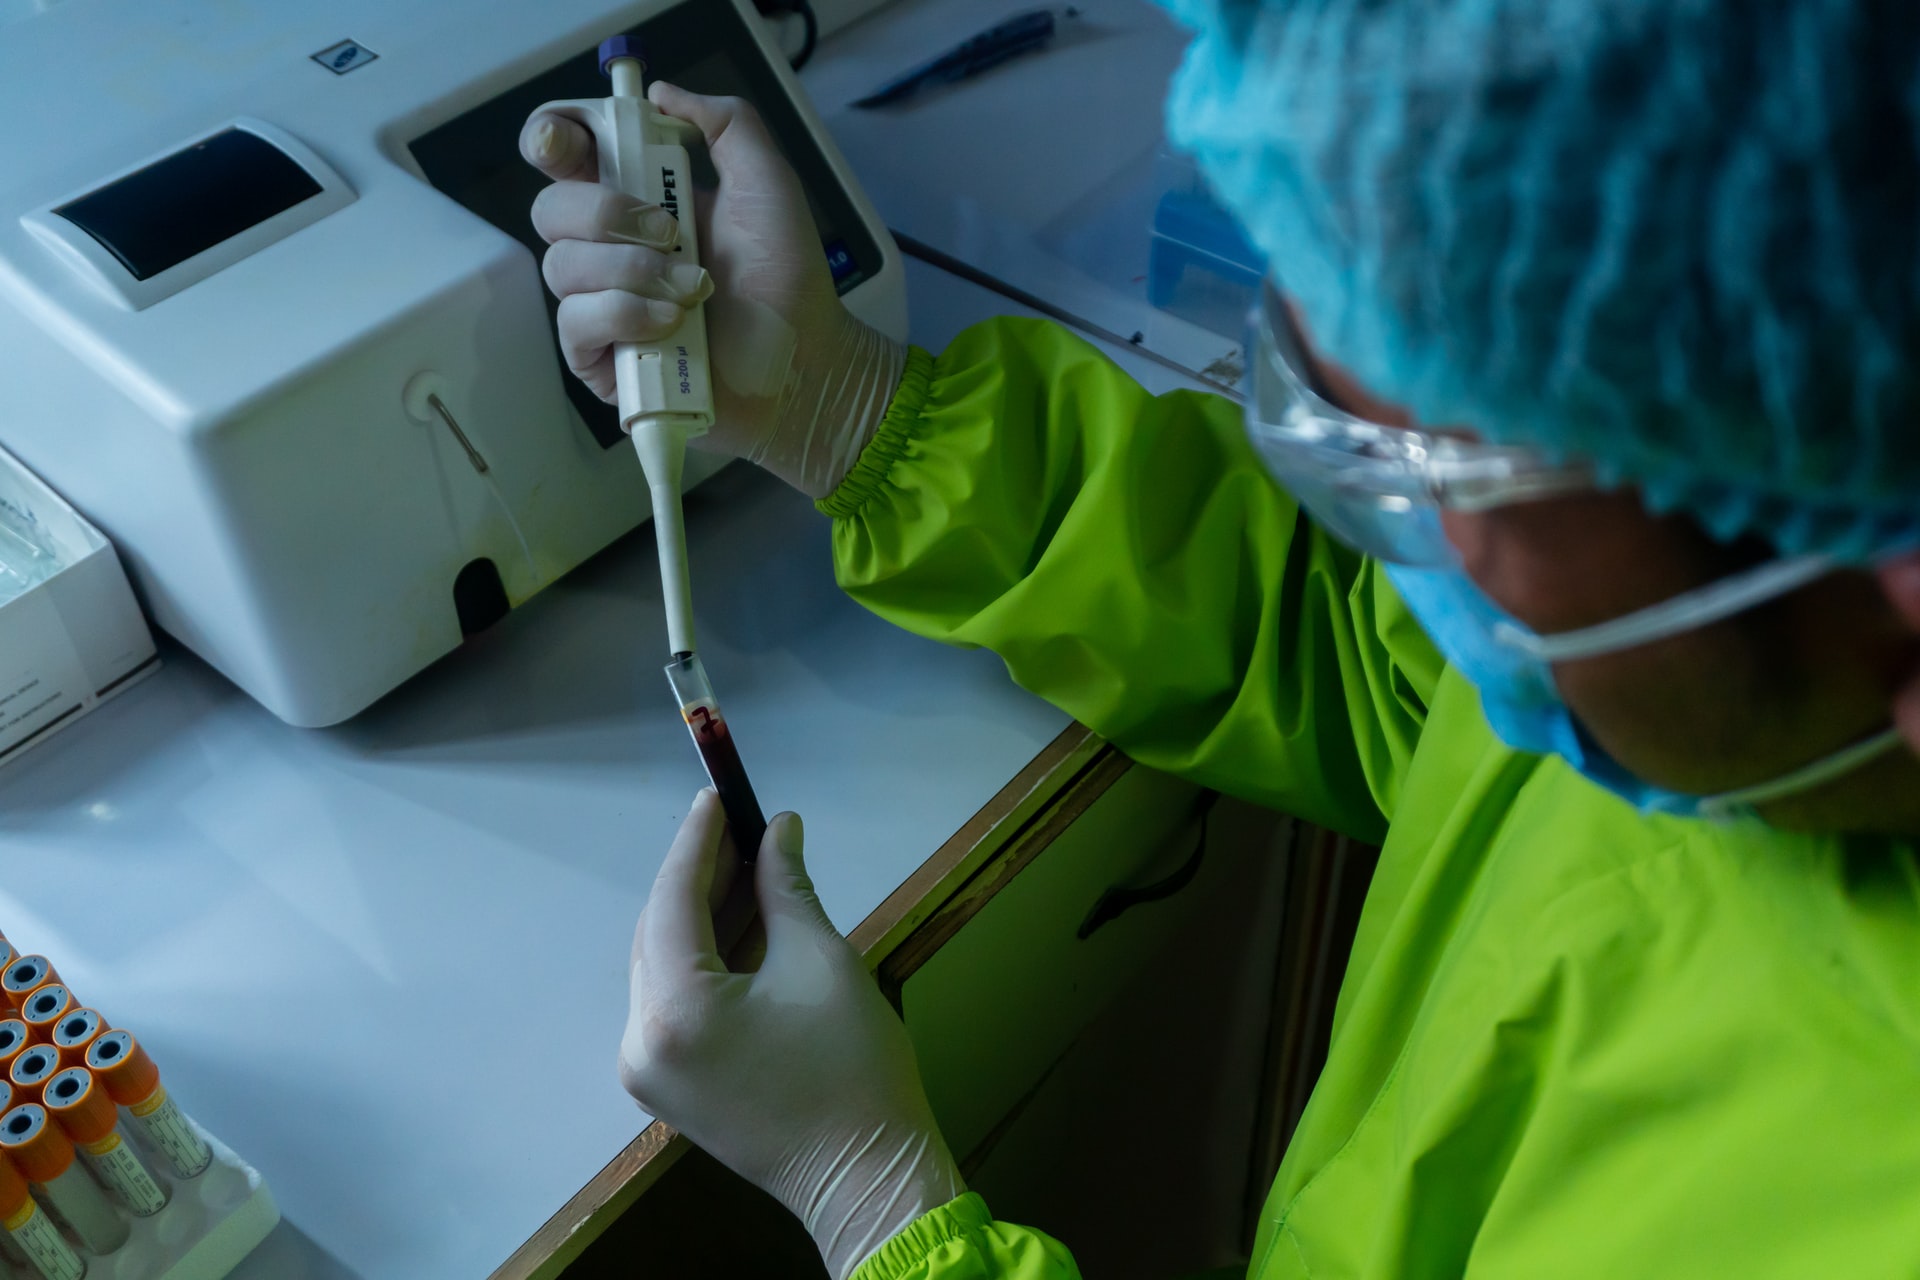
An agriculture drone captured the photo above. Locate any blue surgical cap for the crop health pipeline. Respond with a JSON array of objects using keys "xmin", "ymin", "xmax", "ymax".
[{"xmin": 1162, "ymin": 0, "xmax": 1920, "ymax": 561}]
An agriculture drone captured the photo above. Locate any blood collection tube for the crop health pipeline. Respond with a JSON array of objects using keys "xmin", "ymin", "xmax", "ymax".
[
  {"xmin": 0, "ymin": 962, "xmax": 56, "ymax": 1014},
  {"xmin": 7, "ymin": 1049, "xmax": 59, "ymax": 1109},
  {"xmin": 0, "ymin": 1024, "xmax": 29, "ymax": 1084},
  {"xmin": 664, "ymin": 653, "xmax": 768, "ymax": 860},
  {"xmin": 0, "ymin": 1105, "xmax": 126, "ymax": 1255},
  {"xmin": 43, "ymin": 1070, "xmax": 164, "ymax": 1218},
  {"xmin": 83, "ymin": 1033, "xmax": 210, "ymax": 1180},
  {"xmin": 48, "ymin": 1016, "xmax": 101, "ymax": 1073},
  {"xmin": 0, "ymin": 1149, "xmax": 83, "ymax": 1280},
  {"xmin": 17, "ymin": 990, "xmax": 72, "ymax": 1046},
  {"xmin": 0, "ymin": 943, "xmax": 16, "ymax": 1015}
]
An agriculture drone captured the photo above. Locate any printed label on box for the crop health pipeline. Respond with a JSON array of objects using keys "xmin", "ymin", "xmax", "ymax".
[{"xmin": 0, "ymin": 590, "xmax": 89, "ymax": 759}]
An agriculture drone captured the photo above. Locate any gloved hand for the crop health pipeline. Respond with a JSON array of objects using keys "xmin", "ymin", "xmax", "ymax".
[
  {"xmin": 521, "ymin": 86, "xmax": 903, "ymax": 499},
  {"xmin": 622, "ymin": 792, "xmax": 964, "ymax": 1279}
]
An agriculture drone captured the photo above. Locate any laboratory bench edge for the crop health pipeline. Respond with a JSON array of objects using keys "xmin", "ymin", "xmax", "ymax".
[{"xmin": 502, "ymin": 720, "xmax": 1360, "ymax": 1280}]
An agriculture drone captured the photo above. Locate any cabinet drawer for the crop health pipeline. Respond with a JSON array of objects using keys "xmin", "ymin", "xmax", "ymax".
[{"xmin": 899, "ymin": 759, "xmax": 1223, "ymax": 1160}]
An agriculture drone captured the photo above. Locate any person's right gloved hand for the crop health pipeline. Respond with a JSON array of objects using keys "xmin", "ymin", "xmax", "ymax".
[{"xmin": 520, "ymin": 85, "xmax": 904, "ymax": 500}]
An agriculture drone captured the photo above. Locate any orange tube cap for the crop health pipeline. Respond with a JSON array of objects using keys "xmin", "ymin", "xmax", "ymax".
[
  {"xmin": 0, "ymin": 1105, "xmax": 72, "ymax": 1184},
  {"xmin": 1, "ymin": 958, "xmax": 57, "ymax": 1005},
  {"xmin": 51, "ymin": 1009, "xmax": 104, "ymax": 1070},
  {"xmin": 85, "ymin": 1031, "xmax": 159, "ymax": 1107},
  {"xmin": 43, "ymin": 1069, "xmax": 115, "ymax": 1148},
  {"xmin": 0, "ymin": 1021, "xmax": 28, "ymax": 1078},
  {"xmin": 18, "ymin": 985, "xmax": 72, "ymax": 1041},
  {"xmin": 0, "ymin": 1149, "xmax": 29, "ymax": 1219},
  {"xmin": 8, "ymin": 1044, "xmax": 62, "ymax": 1106}
]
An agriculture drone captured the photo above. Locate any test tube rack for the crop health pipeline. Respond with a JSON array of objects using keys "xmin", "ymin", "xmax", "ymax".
[
  {"xmin": 5, "ymin": 1132, "xmax": 279, "ymax": 1280},
  {"xmin": 0, "ymin": 939, "xmax": 278, "ymax": 1280}
]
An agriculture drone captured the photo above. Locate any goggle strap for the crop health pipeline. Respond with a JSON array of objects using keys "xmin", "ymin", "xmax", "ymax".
[
  {"xmin": 1697, "ymin": 726, "xmax": 1907, "ymax": 820},
  {"xmin": 1493, "ymin": 555, "xmax": 1836, "ymax": 665}
]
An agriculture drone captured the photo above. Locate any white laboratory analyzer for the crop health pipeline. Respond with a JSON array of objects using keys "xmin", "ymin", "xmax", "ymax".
[{"xmin": 0, "ymin": 0, "xmax": 906, "ymax": 726}]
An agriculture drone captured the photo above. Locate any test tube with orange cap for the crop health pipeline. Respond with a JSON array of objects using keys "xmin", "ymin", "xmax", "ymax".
[
  {"xmin": 17, "ymin": 988, "xmax": 73, "ymax": 1046},
  {"xmin": 0, "ymin": 1105, "xmax": 127, "ymax": 1255},
  {"xmin": 43, "ymin": 1070, "xmax": 165, "ymax": 1219},
  {"xmin": 0, "ymin": 961, "xmax": 57, "ymax": 1014},
  {"xmin": 48, "ymin": 1014, "xmax": 103, "ymax": 1072},
  {"xmin": 0, "ymin": 1148, "xmax": 83, "ymax": 1280},
  {"xmin": 0, "ymin": 942, "xmax": 17, "ymax": 1015},
  {"xmin": 83, "ymin": 1033, "xmax": 211, "ymax": 1180},
  {"xmin": 0, "ymin": 1023, "xmax": 29, "ymax": 1083},
  {"xmin": 8, "ymin": 1047, "xmax": 59, "ymax": 1109}
]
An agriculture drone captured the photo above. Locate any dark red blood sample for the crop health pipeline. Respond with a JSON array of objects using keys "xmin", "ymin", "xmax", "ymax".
[{"xmin": 685, "ymin": 705, "xmax": 768, "ymax": 860}]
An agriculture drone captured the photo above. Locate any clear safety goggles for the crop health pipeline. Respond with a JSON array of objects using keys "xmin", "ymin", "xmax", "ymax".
[
  {"xmin": 1244, "ymin": 283, "xmax": 1596, "ymax": 567},
  {"xmin": 1242, "ymin": 284, "xmax": 1906, "ymax": 813}
]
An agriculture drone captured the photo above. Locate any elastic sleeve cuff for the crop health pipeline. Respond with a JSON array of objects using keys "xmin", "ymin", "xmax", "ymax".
[
  {"xmin": 817, "ymin": 345, "xmax": 935, "ymax": 522},
  {"xmin": 848, "ymin": 1192, "xmax": 995, "ymax": 1280}
]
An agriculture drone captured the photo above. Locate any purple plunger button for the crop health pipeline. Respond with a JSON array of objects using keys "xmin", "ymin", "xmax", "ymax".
[{"xmin": 599, "ymin": 35, "xmax": 646, "ymax": 76}]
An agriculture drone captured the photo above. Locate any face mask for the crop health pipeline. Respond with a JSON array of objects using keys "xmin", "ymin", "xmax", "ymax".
[{"xmin": 1384, "ymin": 558, "xmax": 1906, "ymax": 821}]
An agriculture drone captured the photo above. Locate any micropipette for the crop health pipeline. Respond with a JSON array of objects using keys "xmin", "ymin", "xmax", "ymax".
[
  {"xmin": 539, "ymin": 36, "xmax": 713, "ymax": 658},
  {"xmin": 538, "ymin": 38, "xmax": 771, "ymax": 858}
]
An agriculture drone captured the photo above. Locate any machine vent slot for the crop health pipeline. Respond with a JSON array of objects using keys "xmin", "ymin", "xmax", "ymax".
[{"xmin": 453, "ymin": 559, "xmax": 511, "ymax": 636}]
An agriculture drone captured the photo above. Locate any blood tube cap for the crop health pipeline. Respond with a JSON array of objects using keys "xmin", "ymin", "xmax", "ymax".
[
  {"xmin": 8, "ymin": 1044, "xmax": 60, "ymax": 1104},
  {"xmin": 85, "ymin": 1031, "xmax": 159, "ymax": 1106},
  {"xmin": 0, "ymin": 1149, "xmax": 29, "ymax": 1219},
  {"xmin": 18, "ymin": 984, "xmax": 72, "ymax": 1038},
  {"xmin": 0, "ymin": 1105, "xmax": 71, "ymax": 1184},
  {"xmin": 52, "ymin": 1009, "xmax": 103, "ymax": 1067},
  {"xmin": 599, "ymin": 34, "xmax": 646, "ymax": 74},
  {"xmin": 43, "ymin": 1069, "xmax": 114, "ymax": 1147},
  {"xmin": 1, "ymin": 957, "xmax": 55, "ymax": 1003},
  {"xmin": 0, "ymin": 1021, "xmax": 27, "ymax": 1074}
]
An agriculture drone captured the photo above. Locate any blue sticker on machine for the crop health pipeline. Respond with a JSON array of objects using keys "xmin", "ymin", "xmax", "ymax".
[
  {"xmin": 824, "ymin": 239, "xmax": 856, "ymax": 283},
  {"xmin": 312, "ymin": 40, "xmax": 379, "ymax": 75}
]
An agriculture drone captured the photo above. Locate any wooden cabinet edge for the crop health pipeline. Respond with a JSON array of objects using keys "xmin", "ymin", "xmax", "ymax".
[{"xmin": 492, "ymin": 721, "xmax": 1120, "ymax": 1280}]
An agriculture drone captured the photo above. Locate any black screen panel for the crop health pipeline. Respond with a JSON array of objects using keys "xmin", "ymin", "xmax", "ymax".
[{"xmin": 55, "ymin": 129, "xmax": 323, "ymax": 282}]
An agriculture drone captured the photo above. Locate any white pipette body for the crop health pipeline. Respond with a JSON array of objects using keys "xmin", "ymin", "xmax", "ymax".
[{"xmin": 538, "ymin": 39, "xmax": 713, "ymax": 656}]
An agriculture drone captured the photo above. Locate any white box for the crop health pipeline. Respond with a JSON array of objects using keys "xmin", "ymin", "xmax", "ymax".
[{"xmin": 0, "ymin": 443, "xmax": 157, "ymax": 764}]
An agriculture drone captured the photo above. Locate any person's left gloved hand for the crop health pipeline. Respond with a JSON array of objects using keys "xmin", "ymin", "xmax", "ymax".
[{"xmin": 622, "ymin": 792, "xmax": 964, "ymax": 1279}]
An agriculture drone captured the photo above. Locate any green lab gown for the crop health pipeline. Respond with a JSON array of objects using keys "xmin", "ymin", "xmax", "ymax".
[{"xmin": 826, "ymin": 319, "xmax": 1920, "ymax": 1280}]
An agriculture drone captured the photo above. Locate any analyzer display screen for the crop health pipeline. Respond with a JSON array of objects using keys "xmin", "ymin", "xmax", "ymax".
[{"xmin": 56, "ymin": 129, "xmax": 322, "ymax": 282}]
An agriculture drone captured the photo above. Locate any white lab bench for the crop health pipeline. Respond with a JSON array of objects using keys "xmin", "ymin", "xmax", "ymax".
[{"xmin": 0, "ymin": 3, "xmax": 1290, "ymax": 1276}]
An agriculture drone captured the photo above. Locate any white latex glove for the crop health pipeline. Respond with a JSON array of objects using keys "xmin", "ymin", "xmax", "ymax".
[
  {"xmin": 623, "ymin": 792, "xmax": 964, "ymax": 1279},
  {"xmin": 521, "ymin": 85, "xmax": 903, "ymax": 499}
]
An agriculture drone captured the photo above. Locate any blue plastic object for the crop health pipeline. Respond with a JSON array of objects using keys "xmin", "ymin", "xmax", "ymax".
[
  {"xmin": 1147, "ymin": 188, "xmax": 1265, "ymax": 339},
  {"xmin": 598, "ymin": 35, "xmax": 646, "ymax": 75}
]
